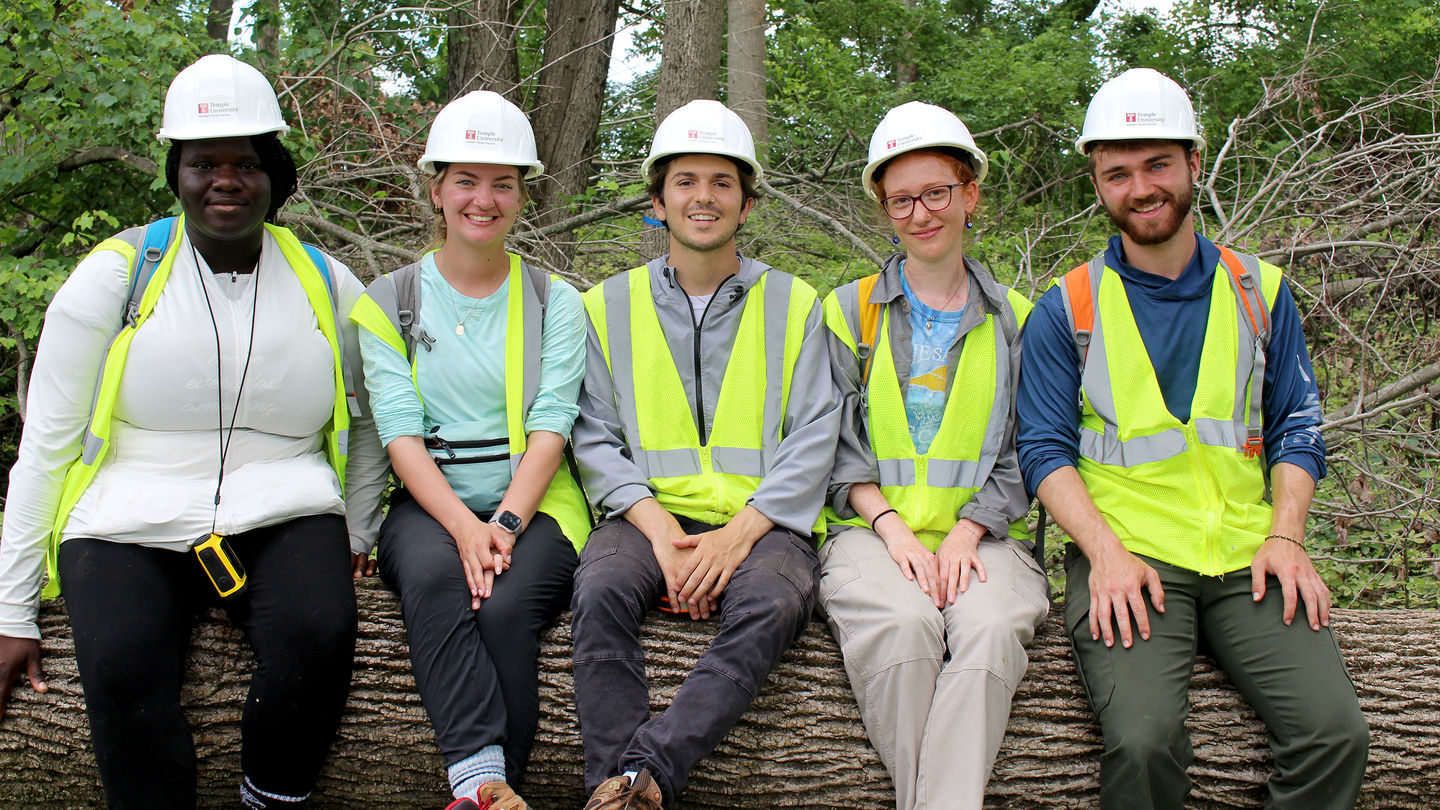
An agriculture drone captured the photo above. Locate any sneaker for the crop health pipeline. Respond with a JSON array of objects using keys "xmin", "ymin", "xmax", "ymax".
[
  {"xmin": 582, "ymin": 769, "xmax": 662, "ymax": 810},
  {"xmin": 445, "ymin": 800, "xmax": 480, "ymax": 810},
  {"xmin": 475, "ymin": 781, "xmax": 529, "ymax": 810}
]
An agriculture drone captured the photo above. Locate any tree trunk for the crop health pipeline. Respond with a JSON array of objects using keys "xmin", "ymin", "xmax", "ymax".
[
  {"xmin": 206, "ymin": 0, "xmax": 234, "ymax": 40},
  {"xmin": 0, "ymin": 580, "xmax": 1432, "ymax": 809},
  {"xmin": 250, "ymin": 0, "xmax": 281, "ymax": 60},
  {"xmin": 644, "ymin": 0, "xmax": 727, "ymax": 258},
  {"xmin": 447, "ymin": 0, "xmax": 522, "ymax": 100},
  {"xmin": 725, "ymin": 0, "xmax": 768, "ymax": 159},
  {"xmin": 526, "ymin": 0, "xmax": 621, "ymax": 274}
]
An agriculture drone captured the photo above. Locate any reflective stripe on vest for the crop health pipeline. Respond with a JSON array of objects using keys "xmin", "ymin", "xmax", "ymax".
[
  {"xmin": 823, "ymin": 280, "xmax": 1031, "ymax": 550},
  {"xmin": 44, "ymin": 218, "xmax": 350, "ymax": 598},
  {"xmin": 1053, "ymin": 250, "xmax": 1283, "ymax": 574},
  {"xmin": 349, "ymin": 252, "xmax": 591, "ymax": 550},
  {"xmin": 582, "ymin": 265, "xmax": 818, "ymax": 528}
]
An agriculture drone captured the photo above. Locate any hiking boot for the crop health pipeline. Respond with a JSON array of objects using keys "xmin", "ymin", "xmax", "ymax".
[
  {"xmin": 475, "ymin": 781, "xmax": 529, "ymax": 810},
  {"xmin": 582, "ymin": 769, "xmax": 663, "ymax": 810}
]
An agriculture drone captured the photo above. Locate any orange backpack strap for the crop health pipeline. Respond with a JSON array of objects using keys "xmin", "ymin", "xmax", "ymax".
[
  {"xmin": 857, "ymin": 273, "xmax": 882, "ymax": 386},
  {"xmin": 1216, "ymin": 245, "xmax": 1272, "ymax": 457},
  {"xmin": 1062, "ymin": 261, "xmax": 1094, "ymax": 366}
]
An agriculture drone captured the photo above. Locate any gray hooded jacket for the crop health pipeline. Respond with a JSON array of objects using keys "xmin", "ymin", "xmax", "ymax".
[{"xmin": 573, "ymin": 254, "xmax": 841, "ymax": 536}]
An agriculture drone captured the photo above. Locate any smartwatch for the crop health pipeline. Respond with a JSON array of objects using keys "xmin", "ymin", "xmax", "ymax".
[{"xmin": 491, "ymin": 510, "xmax": 523, "ymax": 535}]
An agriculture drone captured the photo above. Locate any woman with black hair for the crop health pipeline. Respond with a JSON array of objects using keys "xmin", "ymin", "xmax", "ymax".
[{"xmin": 0, "ymin": 54, "xmax": 387, "ymax": 809}]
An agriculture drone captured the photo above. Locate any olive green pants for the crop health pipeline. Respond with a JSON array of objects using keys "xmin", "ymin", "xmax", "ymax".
[{"xmin": 1065, "ymin": 548, "xmax": 1369, "ymax": 810}]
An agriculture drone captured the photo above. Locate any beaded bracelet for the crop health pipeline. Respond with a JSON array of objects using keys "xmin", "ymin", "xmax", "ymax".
[{"xmin": 1266, "ymin": 533, "xmax": 1304, "ymax": 548}]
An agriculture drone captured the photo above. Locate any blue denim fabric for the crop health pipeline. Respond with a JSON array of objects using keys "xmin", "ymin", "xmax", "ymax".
[{"xmin": 570, "ymin": 516, "xmax": 819, "ymax": 803}]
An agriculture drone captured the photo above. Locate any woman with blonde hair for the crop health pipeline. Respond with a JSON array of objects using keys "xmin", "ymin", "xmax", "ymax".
[{"xmin": 350, "ymin": 90, "xmax": 589, "ymax": 810}]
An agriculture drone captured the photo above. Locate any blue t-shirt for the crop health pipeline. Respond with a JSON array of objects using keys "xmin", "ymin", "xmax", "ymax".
[{"xmin": 901, "ymin": 264, "xmax": 965, "ymax": 454}]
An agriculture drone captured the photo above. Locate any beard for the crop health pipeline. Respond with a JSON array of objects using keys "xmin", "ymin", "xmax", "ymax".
[
  {"xmin": 668, "ymin": 210, "xmax": 741, "ymax": 254},
  {"xmin": 1104, "ymin": 182, "xmax": 1194, "ymax": 247}
]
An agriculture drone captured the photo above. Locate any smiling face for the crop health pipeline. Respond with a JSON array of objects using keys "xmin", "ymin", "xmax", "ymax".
[
  {"xmin": 1090, "ymin": 140, "xmax": 1201, "ymax": 248},
  {"xmin": 430, "ymin": 163, "xmax": 524, "ymax": 251},
  {"xmin": 876, "ymin": 150, "xmax": 978, "ymax": 268},
  {"xmin": 652, "ymin": 153, "xmax": 754, "ymax": 256},
  {"xmin": 176, "ymin": 137, "xmax": 272, "ymax": 246}
]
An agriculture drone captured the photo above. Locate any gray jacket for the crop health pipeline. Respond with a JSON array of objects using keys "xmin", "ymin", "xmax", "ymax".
[
  {"xmin": 573, "ymin": 254, "xmax": 840, "ymax": 536},
  {"xmin": 826, "ymin": 252, "xmax": 1033, "ymax": 546}
]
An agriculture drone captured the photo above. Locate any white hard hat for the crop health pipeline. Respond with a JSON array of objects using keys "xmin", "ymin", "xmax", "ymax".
[
  {"xmin": 418, "ymin": 91, "xmax": 544, "ymax": 179},
  {"xmin": 157, "ymin": 54, "xmax": 289, "ymax": 143},
  {"xmin": 1076, "ymin": 68, "xmax": 1205, "ymax": 154},
  {"xmin": 861, "ymin": 101, "xmax": 988, "ymax": 200},
  {"xmin": 642, "ymin": 99, "xmax": 763, "ymax": 183}
]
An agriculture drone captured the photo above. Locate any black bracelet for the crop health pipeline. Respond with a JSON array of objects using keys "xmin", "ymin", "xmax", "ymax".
[{"xmin": 870, "ymin": 508, "xmax": 899, "ymax": 530}]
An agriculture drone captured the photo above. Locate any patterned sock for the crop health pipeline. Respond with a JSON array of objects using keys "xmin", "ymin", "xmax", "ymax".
[
  {"xmin": 449, "ymin": 745, "xmax": 506, "ymax": 801},
  {"xmin": 239, "ymin": 775, "xmax": 309, "ymax": 808}
]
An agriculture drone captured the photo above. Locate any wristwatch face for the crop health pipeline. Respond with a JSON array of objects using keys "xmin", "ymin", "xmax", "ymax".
[{"xmin": 493, "ymin": 510, "xmax": 522, "ymax": 534}]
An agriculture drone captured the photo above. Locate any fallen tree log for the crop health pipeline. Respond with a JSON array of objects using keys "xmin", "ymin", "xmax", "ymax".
[{"xmin": 0, "ymin": 578, "xmax": 1433, "ymax": 809}]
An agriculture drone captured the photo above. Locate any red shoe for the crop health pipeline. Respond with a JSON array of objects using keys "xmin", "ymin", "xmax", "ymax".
[{"xmin": 445, "ymin": 799, "xmax": 481, "ymax": 810}]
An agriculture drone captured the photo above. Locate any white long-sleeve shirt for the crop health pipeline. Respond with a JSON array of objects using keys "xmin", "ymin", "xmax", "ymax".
[{"xmin": 0, "ymin": 228, "xmax": 388, "ymax": 639}]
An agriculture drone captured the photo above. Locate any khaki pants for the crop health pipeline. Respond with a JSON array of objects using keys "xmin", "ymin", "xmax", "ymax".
[{"xmin": 818, "ymin": 527, "xmax": 1050, "ymax": 810}]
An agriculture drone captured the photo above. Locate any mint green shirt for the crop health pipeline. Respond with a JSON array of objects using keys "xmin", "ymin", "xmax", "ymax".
[{"xmin": 358, "ymin": 253, "xmax": 585, "ymax": 511}]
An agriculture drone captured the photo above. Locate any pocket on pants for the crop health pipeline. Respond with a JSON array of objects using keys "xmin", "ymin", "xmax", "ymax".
[{"xmin": 1069, "ymin": 626, "xmax": 1116, "ymax": 716}]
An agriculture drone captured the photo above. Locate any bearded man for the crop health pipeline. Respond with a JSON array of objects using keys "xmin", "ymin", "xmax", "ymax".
[{"xmin": 1015, "ymin": 68, "xmax": 1369, "ymax": 809}]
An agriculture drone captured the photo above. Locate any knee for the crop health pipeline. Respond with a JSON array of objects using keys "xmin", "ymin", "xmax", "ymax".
[
  {"xmin": 944, "ymin": 614, "xmax": 1028, "ymax": 682},
  {"xmin": 849, "ymin": 608, "xmax": 946, "ymax": 668},
  {"xmin": 1305, "ymin": 698, "xmax": 1370, "ymax": 766},
  {"xmin": 729, "ymin": 567, "xmax": 814, "ymax": 637},
  {"xmin": 1102, "ymin": 712, "xmax": 1188, "ymax": 771},
  {"xmin": 270, "ymin": 599, "xmax": 357, "ymax": 665}
]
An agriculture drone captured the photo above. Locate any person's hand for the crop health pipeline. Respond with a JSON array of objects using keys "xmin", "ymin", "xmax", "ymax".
[
  {"xmin": 1088, "ymin": 544, "xmax": 1165, "ymax": 648},
  {"xmin": 672, "ymin": 522, "xmax": 756, "ymax": 613},
  {"xmin": 455, "ymin": 519, "xmax": 510, "ymax": 608},
  {"xmin": 351, "ymin": 552, "xmax": 377, "ymax": 579},
  {"xmin": 651, "ymin": 530, "xmax": 711, "ymax": 620},
  {"xmin": 936, "ymin": 520, "xmax": 987, "ymax": 606},
  {"xmin": 0, "ymin": 635, "xmax": 46, "ymax": 723},
  {"xmin": 1251, "ymin": 535, "xmax": 1330, "ymax": 630},
  {"xmin": 875, "ymin": 513, "xmax": 942, "ymax": 608}
]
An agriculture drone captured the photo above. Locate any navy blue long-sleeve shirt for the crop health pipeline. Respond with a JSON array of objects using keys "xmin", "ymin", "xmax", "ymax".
[{"xmin": 1017, "ymin": 234, "xmax": 1326, "ymax": 496}]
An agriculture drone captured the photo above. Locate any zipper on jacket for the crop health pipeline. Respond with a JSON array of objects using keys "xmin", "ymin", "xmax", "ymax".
[{"xmin": 685, "ymin": 274, "xmax": 735, "ymax": 447}]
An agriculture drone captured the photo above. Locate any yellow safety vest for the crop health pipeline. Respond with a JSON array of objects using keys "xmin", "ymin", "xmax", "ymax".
[
  {"xmin": 348, "ymin": 252, "xmax": 592, "ymax": 550},
  {"xmin": 45, "ymin": 218, "xmax": 351, "ymax": 597},
  {"xmin": 1054, "ymin": 250, "xmax": 1283, "ymax": 574},
  {"xmin": 582, "ymin": 265, "xmax": 819, "ymax": 530},
  {"xmin": 824, "ymin": 280, "xmax": 1032, "ymax": 550}
]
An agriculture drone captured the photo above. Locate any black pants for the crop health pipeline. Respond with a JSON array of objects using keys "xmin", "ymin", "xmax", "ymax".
[
  {"xmin": 377, "ymin": 492, "xmax": 577, "ymax": 780},
  {"xmin": 59, "ymin": 514, "xmax": 358, "ymax": 810}
]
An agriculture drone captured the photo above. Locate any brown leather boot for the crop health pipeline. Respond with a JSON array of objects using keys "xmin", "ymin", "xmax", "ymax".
[
  {"xmin": 474, "ymin": 781, "xmax": 528, "ymax": 810},
  {"xmin": 581, "ymin": 769, "xmax": 663, "ymax": 810}
]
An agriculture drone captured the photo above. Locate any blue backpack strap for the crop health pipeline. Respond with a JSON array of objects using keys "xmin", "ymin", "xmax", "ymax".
[{"xmin": 126, "ymin": 217, "xmax": 178, "ymax": 326}]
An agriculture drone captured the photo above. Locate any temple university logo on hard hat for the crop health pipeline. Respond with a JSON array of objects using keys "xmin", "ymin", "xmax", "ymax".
[
  {"xmin": 887, "ymin": 140, "xmax": 898, "ymax": 150},
  {"xmin": 686, "ymin": 127, "xmax": 723, "ymax": 144},
  {"xmin": 1125, "ymin": 113, "xmax": 1137, "ymax": 123},
  {"xmin": 466, "ymin": 128, "xmax": 501, "ymax": 146},
  {"xmin": 197, "ymin": 98, "xmax": 238, "ymax": 119}
]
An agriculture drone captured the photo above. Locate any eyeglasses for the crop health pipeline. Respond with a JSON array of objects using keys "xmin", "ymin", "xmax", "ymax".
[{"xmin": 880, "ymin": 182, "xmax": 969, "ymax": 220}]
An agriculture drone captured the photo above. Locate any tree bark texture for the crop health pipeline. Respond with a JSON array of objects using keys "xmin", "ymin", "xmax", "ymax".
[
  {"xmin": 725, "ymin": 0, "xmax": 768, "ymax": 157},
  {"xmin": 644, "ymin": 0, "xmax": 727, "ymax": 258},
  {"xmin": 206, "ymin": 0, "xmax": 234, "ymax": 40},
  {"xmin": 528, "ymin": 0, "xmax": 621, "ymax": 274},
  {"xmin": 446, "ymin": 0, "xmax": 522, "ymax": 100},
  {"xmin": 0, "ymin": 580, "xmax": 1432, "ymax": 809}
]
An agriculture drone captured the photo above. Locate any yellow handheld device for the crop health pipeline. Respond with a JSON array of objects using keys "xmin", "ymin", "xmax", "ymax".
[{"xmin": 193, "ymin": 533, "xmax": 247, "ymax": 598}]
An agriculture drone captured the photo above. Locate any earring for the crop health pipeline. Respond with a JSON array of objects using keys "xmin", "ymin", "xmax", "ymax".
[
  {"xmin": 891, "ymin": 236, "xmax": 900, "ymax": 245},
  {"xmin": 966, "ymin": 221, "xmax": 973, "ymax": 230}
]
